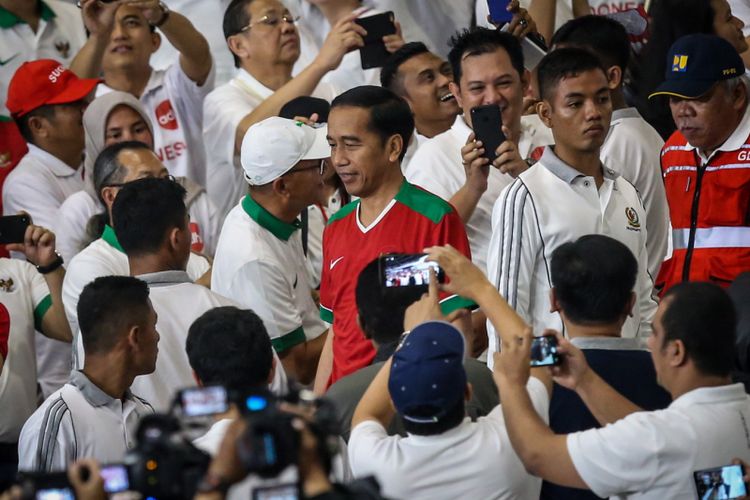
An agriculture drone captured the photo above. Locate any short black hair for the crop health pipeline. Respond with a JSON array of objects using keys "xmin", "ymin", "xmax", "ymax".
[
  {"xmin": 186, "ymin": 307, "xmax": 274, "ymax": 392},
  {"xmin": 448, "ymin": 27, "xmax": 524, "ymax": 86},
  {"xmin": 331, "ymin": 86, "xmax": 415, "ymax": 162},
  {"xmin": 355, "ymin": 258, "xmax": 423, "ymax": 344},
  {"xmin": 551, "ymin": 235, "xmax": 637, "ymax": 325},
  {"xmin": 77, "ymin": 276, "xmax": 150, "ymax": 355},
  {"xmin": 380, "ymin": 41, "xmax": 431, "ymax": 95},
  {"xmin": 537, "ymin": 47, "xmax": 607, "ymax": 101},
  {"xmin": 94, "ymin": 141, "xmax": 153, "ymax": 202},
  {"xmin": 551, "ymin": 15, "xmax": 630, "ymax": 72},
  {"xmin": 223, "ymin": 0, "xmax": 255, "ymax": 68},
  {"xmin": 661, "ymin": 282, "xmax": 737, "ymax": 377},
  {"xmin": 401, "ymin": 397, "xmax": 466, "ymax": 436},
  {"xmin": 112, "ymin": 177, "xmax": 188, "ymax": 257},
  {"xmin": 15, "ymin": 104, "xmax": 59, "ymax": 145}
]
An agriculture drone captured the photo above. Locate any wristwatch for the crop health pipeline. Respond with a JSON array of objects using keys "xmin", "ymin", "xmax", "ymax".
[
  {"xmin": 151, "ymin": 1, "xmax": 170, "ymax": 28},
  {"xmin": 36, "ymin": 253, "xmax": 64, "ymax": 275}
]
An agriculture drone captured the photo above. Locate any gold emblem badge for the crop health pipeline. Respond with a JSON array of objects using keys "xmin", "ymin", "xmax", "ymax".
[{"xmin": 625, "ymin": 207, "xmax": 641, "ymax": 229}]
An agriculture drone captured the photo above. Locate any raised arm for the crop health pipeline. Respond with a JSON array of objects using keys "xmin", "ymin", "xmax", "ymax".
[{"xmin": 69, "ymin": 0, "xmax": 120, "ymax": 78}]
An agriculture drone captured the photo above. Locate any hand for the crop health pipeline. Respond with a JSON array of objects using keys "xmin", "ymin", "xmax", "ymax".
[
  {"xmin": 461, "ymin": 132, "xmax": 490, "ymax": 194},
  {"xmin": 120, "ymin": 0, "xmax": 164, "ymax": 25},
  {"xmin": 522, "ymin": 96, "xmax": 540, "ymax": 116},
  {"xmin": 67, "ymin": 459, "xmax": 106, "ymax": 500},
  {"xmin": 549, "ymin": 333, "xmax": 593, "ymax": 391},
  {"xmin": 506, "ymin": 3, "xmax": 537, "ymax": 39},
  {"xmin": 493, "ymin": 326, "xmax": 533, "ymax": 387},
  {"xmin": 424, "ymin": 244, "xmax": 492, "ymax": 302},
  {"xmin": 383, "ymin": 20, "xmax": 404, "ymax": 53},
  {"xmin": 492, "ymin": 126, "xmax": 529, "ymax": 178},
  {"xmin": 206, "ymin": 418, "xmax": 249, "ymax": 486},
  {"xmin": 6, "ymin": 222, "xmax": 58, "ymax": 268},
  {"xmin": 315, "ymin": 12, "xmax": 366, "ymax": 72},
  {"xmin": 292, "ymin": 113, "xmax": 320, "ymax": 126},
  {"xmin": 78, "ymin": 0, "xmax": 121, "ymax": 37},
  {"xmin": 403, "ymin": 268, "xmax": 445, "ymax": 331}
]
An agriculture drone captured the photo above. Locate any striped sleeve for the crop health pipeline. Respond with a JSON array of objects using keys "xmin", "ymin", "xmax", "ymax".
[{"xmin": 18, "ymin": 395, "xmax": 75, "ymax": 472}]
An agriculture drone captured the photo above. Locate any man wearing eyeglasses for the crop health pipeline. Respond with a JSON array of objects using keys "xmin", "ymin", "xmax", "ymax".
[
  {"xmin": 202, "ymin": 0, "xmax": 365, "ymax": 221},
  {"xmin": 212, "ymin": 117, "xmax": 330, "ymax": 385}
]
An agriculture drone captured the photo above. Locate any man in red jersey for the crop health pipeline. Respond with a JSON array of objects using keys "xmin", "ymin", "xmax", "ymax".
[
  {"xmin": 649, "ymin": 34, "xmax": 750, "ymax": 294},
  {"xmin": 316, "ymin": 85, "xmax": 473, "ymax": 391}
]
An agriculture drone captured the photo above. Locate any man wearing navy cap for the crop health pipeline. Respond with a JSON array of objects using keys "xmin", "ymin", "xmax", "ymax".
[{"xmin": 650, "ymin": 34, "xmax": 750, "ymax": 294}]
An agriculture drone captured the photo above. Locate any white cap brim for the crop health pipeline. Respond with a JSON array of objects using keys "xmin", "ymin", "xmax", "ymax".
[{"xmin": 301, "ymin": 124, "xmax": 330, "ymax": 161}]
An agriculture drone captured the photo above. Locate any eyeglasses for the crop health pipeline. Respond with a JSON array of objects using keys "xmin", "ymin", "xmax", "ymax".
[
  {"xmin": 105, "ymin": 174, "xmax": 176, "ymax": 189},
  {"xmin": 239, "ymin": 13, "xmax": 300, "ymax": 33},
  {"xmin": 284, "ymin": 160, "xmax": 326, "ymax": 177}
]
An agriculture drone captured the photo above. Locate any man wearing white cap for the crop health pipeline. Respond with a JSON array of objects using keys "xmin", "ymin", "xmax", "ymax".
[{"xmin": 212, "ymin": 117, "xmax": 329, "ymax": 384}]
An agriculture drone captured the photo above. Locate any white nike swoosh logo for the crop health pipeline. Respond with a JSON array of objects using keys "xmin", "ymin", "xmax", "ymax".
[{"xmin": 330, "ymin": 256, "xmax": 344, "ymax": 270}]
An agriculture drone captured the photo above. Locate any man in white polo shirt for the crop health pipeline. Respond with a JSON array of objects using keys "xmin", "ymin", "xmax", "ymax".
[
  {"xmin": 62, "ymin": 142, "xmax": 210, "ymax": 365},
  {"xmin": 73, "ymin": 0, "xmax": 214, "ymax": 186},
  {"xmin": 18, "ymin": 275, "xmax": 156, "ymax": 472},
  {"xmin": 406, "ymin": 28, "xmax": 553, "ymax": 275},
  {"xmin": 212, "ymin": 117, "xmax": 328, "ymax": 384},
  {"xmin": 487, "ymin": 48, "xmax": 657, "ymax": 365},
  {"xmin": 202, "ymin": 0, "xmax": 364, "ymax": 219},
  {"xmin": 495, "ymin": 281, "xmax": 750, "ymax": 499}
]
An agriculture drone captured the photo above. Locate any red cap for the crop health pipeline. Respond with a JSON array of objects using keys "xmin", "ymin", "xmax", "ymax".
[{"xmin": 6, "ymin": 59, "xmax": 100, "ymax": 118}]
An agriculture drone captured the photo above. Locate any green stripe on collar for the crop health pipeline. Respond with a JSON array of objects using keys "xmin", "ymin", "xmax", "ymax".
[
  {"xmin": 101, "ymin": 224, "xmax": 124, "ymax": 253},
  {"xmin": 242, "ymin": 195, "xmax": 301, "ymax": 242},
  {"xmin": 0, "ymin": 1, "xmax": 56, "ymax": 28}
]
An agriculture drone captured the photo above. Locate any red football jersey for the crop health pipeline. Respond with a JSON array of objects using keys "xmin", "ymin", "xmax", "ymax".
[{"xmin": 319, "ymin": 181, "xmax": 473, "ymax": 385}]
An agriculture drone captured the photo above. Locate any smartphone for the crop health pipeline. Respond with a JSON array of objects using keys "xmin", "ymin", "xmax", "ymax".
[
  {"xmin": 694, "ymin": 464, "xmax": 747, "ymax": 499},
  {"xmin": 178, "ymin": 385, "xmax": 229, "ymax": 417},
  {"xmin": 354, "ymin": 11, "xmax": 396, "ymax": 69},
  {"xmin": 471, "ymin": 105, "xmax": 506, "ymax": 162},
  {"xmin": 379, "ymin": 253, "xmax": 445, "ymax": 290},
  {"xmin": 0, "ymin": 214, "xmax": 30, "ymax": 244},
  {"xmin": 530, "ymin": 335, "xmax": 560, "ymax": 367},
  {"xmin": 487, "ymin": 0, "xmax": 513, "ymax": 25},
  {"xmin": 100, "ymin": 463, "xmax": 130, "ymax": 494},
  {"xmin": 253, "ymin": 483, "xmax": 300, "ymax": 500},
  {"xmin": 18, "ymin": 472, "xmax": 74, "ymax": 500}
]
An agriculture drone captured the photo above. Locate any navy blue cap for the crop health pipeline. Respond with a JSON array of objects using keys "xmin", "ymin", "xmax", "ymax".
[
  {"xmin": 388, "ymin": 321, "xmax": 467, "ymax": 424},
  {"xmin": 650, "ymin": 34, "xmax": 745, "ymax": 100}
]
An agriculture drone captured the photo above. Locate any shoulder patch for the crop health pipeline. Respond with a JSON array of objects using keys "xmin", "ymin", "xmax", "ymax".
[
  {"xmin": 327, "ymin": 199, "xmax": 360, "ymax": 225},
  {"xmin": 395, "ymin": 182, "xmax": 455, "ymax": 224}
]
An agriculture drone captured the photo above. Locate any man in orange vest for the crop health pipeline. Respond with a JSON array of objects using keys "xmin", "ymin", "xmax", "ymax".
[{"xmin": 650, "ymin": 34, "xmax": 750, "ymax": 293}]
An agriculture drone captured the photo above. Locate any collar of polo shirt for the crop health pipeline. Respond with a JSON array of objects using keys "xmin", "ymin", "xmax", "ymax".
[
  {"xmin": 540, "ymin": 146, "xmax": 619, "ymax": 185},
  {"xmin": 242, "ymin": 195, "xmax": 302, "ymax": 242},
  {"xmin": 101, "ymin": 225, "xmax": 125, "ymax": 253},
  {"xmin": 69, "ymin": 370, "xmax": 133, "ymax": 407},
  {"xmin": 0, "ymin": 1, "xmax": 55, "ymax": 28}
]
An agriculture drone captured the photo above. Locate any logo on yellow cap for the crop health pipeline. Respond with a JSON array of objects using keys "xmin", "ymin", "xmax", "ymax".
[{"xmin": 672, "ymin": 55, "xmax": 689, "ymax": 73}]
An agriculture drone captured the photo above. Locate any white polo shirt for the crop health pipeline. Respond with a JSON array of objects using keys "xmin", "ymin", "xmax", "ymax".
[
  {"xmin": 2, "ymin": 144, "xmax": 84, "ymax": 232},
  {"xmin": 0, "ymin": 258, "xmax": 52, "ymax": 442},
  {"xmin": 601, "ymin": 107, "xmax": 669, "ymax": 277},
  {"xmin": 18, "ymin": 370, "xmax": 153, "ymax": 472},
  {"xmin": 568, "ymin": 383, "xmax": 750, "ymax": 499},
  {"xmin": 486, "ymin": 147, "xmax": 658, "ymax": 368},
  {"xmin": 62, "ymin": 225, "xmax": 210, "ymax": 362},
  {"xmin": 96, "ymin": 62, "xmax": 215, "ymax": 187},
  {"xmin": 0, "ymin": 0, "xmax": 86, "ymax": 116},
  {"xmin": 406, "ymin": 114, "xmax": 553, "ymax": 274},
  {"xmin": 212, "ymin": 196, "xmax": 327, "ymax": 354},
  {"xmin": 202, "ymin": 68, "xmax": 337, "ymax": 220},
  {"xmin": 348, "ymin": 377, "xmax": 549, "ymax": 500}
]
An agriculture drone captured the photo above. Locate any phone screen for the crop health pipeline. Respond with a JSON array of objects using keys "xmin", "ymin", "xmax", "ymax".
[
  {"xmin": 694, "ymin": 464, "xmax": 747, "ymax": 499},
  {"xmin": 35, "ymin": 489, "xmax": 75, "ymax": 500},
  {"xmin": 253, "ymin": 483, "xmax": 300, "ymax": 500},
  {"xmin": 530, "ymin": 335, "xmax": 560, "ymax": 367},
  {"xmin": 100, "ymin": 464, "xmax": 130, "ymax": 493},
  {"xmin": 487, "ymin": 0, "xmax": 513, "ymax": 24},
  {"xmin": 381, "ymin": 254, "xmax": 444, "ymax": 289},
  {"xmin": 180, "ymin": 386, "xmax": 229, "ymax": 417}
]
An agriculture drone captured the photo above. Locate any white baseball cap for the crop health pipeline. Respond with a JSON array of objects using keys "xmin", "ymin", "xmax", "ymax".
[{"xmin": 240, "ymin": 117, "xmax": 330, "ymax": 186}]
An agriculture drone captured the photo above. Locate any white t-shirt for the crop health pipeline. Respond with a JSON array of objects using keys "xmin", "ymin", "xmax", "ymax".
[
  {"xmin": 348, "ymin": 377, "xmax": 549, "ymax": 500},
  {"xmin": 18, "ymin": 370, "xmax": 153, "ymax": 472},
  {"xmin": 0, "ymin": 259, "xmax": 51, "ymax": 442},
  {"xmin": 0, "ymin": 0, "xmax": 86, "ymax": 116},
  {"xmin": 97, "ymin": 62, "xmax": 215, "ymax": 186},
  {"xmin": 406, "ymin": 114, "xmax": 553, "ymax": 274},
  {"xmin": 202, "ymin": 68, "xmax": 337, "ymax": 220},
  {"xmin": 486, "ymin": 147, "xmax": 658, "ymax": 368},
  {"xmin": 601, "ymin": 107, "xmax": 669, "ymax": 278},
  {"xmin": 212, "ymin": 196, "xmax": 327, "ymax": 353},
  {"xmin": 568, "ymin": 383, "xmax": 750, "ymax": 500}
]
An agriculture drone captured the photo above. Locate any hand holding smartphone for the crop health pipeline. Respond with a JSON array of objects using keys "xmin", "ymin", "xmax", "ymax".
[
  {"xmin": 0, "ymin": 214, "xmax": 30, "ymax": 244},
  {"xmin": 694, "ymin": 464, "xmax": 748, "ymax": 499},
  {"xmin": 379, "ymin": 253, "xmax": 445, "ymax": 290},
  {"xmin": 530, "ymin": 335, "xmax": 561, "ymax": 367},
  {"xmin": 354, "ymin": 11, "xmax": 396, "ymax": 69},
  {"xmin": 471, "ymin": 105, "xmax": 506, "ymax": 163}
]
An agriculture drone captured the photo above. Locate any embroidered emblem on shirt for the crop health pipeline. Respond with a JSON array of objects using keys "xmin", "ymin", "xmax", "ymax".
[
  {"xmin": 625, "ymin": 207, "xmax": 641, "ymax": 230},
  {"xmin": 329, "ymin": 256, "xmax": 344, "ymax": 270},
  {"xmin": 54, "ymin": 40, "xmax": 70, "ymax": 59},
  {"xmin": 0, "ymin": 278, "xmax": 14, "ymax": 292}
]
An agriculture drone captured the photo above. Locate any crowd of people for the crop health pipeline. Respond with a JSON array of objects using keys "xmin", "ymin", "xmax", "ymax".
[{"xmin": 0, "ymin": 0, "xmax": 749, "ymax": 498}]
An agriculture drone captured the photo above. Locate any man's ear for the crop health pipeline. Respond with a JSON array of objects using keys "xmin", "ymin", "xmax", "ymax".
[
  {"xmin": 549, "ymin": 288, "xmax": 561, "ymax": 313},
  {"xmin": 537, "ymin": 100, "xmax": 552, "ymax": 128},
  {"xmin": 668, "ymin": 338, "xmax": 688, "ymax": 368},
  {"xmin": 27, "ymin": 114, "xmax": 50, "ymax": 140},
  {"xmin": 271, "ymin": 177, "xmax": 290, "ymax": 197},
  {"xmin": 449, "ymin": 81, "xmax": 463, "ymax": 109},
  {"xmin": 386, "ymin": 133, "xmax": 403, "ymax": 163},
  {"xmin": 227, "ymin": 34, "xmax": 249, "ymax": 62},
  {"xmin": 150, "ymin": 32, "xmax": 162, "ymax": 53},
  {"xmin": 125, "ymin": 323, "xmax": 142, "ymax": 353},
  {"xmin": 101, "ymin": 186, "xmax": 119, "ymax": 211},
  {"xmin": 167, "ymin": 225, "xmax": 183, "ymax": 252},
  {"xmin": 606, "ymin": 65, "xmax": 622, "ymax": 90}
]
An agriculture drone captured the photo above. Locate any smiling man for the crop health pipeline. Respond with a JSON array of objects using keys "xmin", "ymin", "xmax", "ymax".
[
  {"xmin": 650, "ymin": 34, "xmax": 750, "ymax": 294},
  {"xmin": 486, "ymin": 48, "xmax": 657, "ymax": 366}
]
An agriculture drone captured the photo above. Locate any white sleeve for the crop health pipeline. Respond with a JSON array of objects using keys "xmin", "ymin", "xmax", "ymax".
[
  {"xmin": 53, "ymin": 200, "xmax": 89, "ymax": 264},
  {"xmin": 566, "ymin": 413, "xmax": 665, "ymax": 498},
  {"xmin": 18, "ymin": 397, "xmax": 76, "ymax": 472},
  {"xmin": 165, "ymin": 60, "xmax": 215, "ymax": 112},
  {"xmin": 348, "ymin": 420, "xmax": 389, "ymax": 478},
  {"xmin": 186, "ymin": 252, "xmax": 210, "ymax": 280},
  {"xmin": 632, "ymin": 196, "xmax": 657, "ymax": 338},
  {"xmin": 405, "ymin": 146, "xmax": 458, "ymax": 201},
  {"xmin": 62, "ymin": 256, "xmax": 112, "ymax": 338}
]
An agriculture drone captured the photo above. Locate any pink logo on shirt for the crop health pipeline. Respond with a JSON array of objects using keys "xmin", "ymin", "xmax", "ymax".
[{"xmin": 155, "ymin": 99, "xmax": 178, "ymax": 130}]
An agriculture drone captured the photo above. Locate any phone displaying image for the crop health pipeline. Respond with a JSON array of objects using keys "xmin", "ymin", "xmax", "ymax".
[
  {"xmin": 354, "ymin": 11, "xmax": 396, "ymax": 69},
  {"xmin": 530, "ymin": 335, "xmax": 560, "ymax": 367},
  {"xmin": 178, "ymin": 385, "xmax": 229, "ymax": 417},
  {"xmin": 694, "ymin": 464, "xmax": 747, "ymax": 499},
  {"xmin": 471, "ymin": 104, "xmax": 506, "ymax": 162},
  {"xmin": 379, "ymin": 254, "xmax": 445, "ymax": 290},
  {"xmin": 0, "ymin": 214, "xmax": 30, "ymax": 244},
  {"xmin": 253, "ymin": 482, "xmax": 300, "ymax": 500},
  {"xmin": 100, "ymin": 463, "xmax": 130, "ymax": 494},
  {"xmin": 19, "ymin": 472, "xmax": 73, "ymax": 500},
  {"xmin": 487, "ymin": 0, "xmax": 513, "ymax": 25}
]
